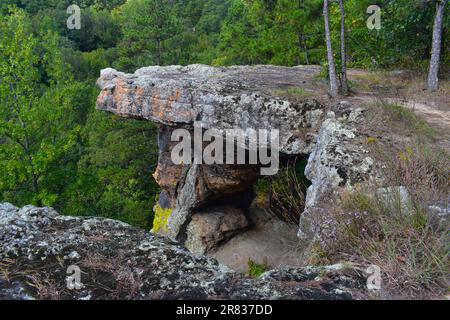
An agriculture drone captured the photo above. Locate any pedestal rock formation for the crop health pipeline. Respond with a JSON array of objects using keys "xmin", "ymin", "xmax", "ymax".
[{"xmin": 96, "ymin": 64, "xmax": 375, "ymax": 249}]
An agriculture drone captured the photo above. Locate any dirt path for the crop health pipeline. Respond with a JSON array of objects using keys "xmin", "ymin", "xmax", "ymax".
[
  {"xmin": 298, "ymin": 66, "xmax": 450, "ymax": 150},
  {"xmin": 389, "ymin": 99, "xmax": 450, "ymax": 130}
]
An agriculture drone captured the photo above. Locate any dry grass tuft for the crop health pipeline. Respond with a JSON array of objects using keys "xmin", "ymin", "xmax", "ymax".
[
  {"xmin": 26, "ymin": 273, "xmax": 61, "ymax": 300},
  {"xmin": 80, "ymin": 251, "xmax": 143, "ymax": 299},
  {"xmin": 310, "ymin": 142, "xmax": 449, "ymax": 298},
  {"xmin": 366, "ymin": 101, "xmax": 438, "ymax": 141}
]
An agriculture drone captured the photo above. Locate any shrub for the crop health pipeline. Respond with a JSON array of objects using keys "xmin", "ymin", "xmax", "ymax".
[
  {"xmin": 253, "ymin": 159, "xmax": 310, "ymax": 225},
  {"xmin": 247, "ymin": 259, "xmax": 267, "ymax": 278}
]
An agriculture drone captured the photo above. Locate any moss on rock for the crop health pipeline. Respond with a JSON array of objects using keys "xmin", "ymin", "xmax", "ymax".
[{"xmin": 151, "ymin": 204, "xmax": 172, "ymax": 234}]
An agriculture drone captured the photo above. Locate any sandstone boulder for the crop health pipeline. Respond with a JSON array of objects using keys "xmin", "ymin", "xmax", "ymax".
[
  {"xmin": 185, "ymin": 206, "xmax": 249, "ymax": 255},
  {"xmin": 299, "ymin": 108, "xmax": 375, "ymax": 239}
]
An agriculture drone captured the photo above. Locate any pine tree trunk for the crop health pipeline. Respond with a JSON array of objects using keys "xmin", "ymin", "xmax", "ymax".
[
  {"xmin": 298, "ymin": 0, "xmax": 310, "ymax": 65},
  {"xmin": 339, "ymin": 0, "xmax": 348, "ymax": 95},
  {"xmin": 428, "ymin": 0, "xmax": 447, "ymax": 92},
  {"xmin": 156, "ymin": 39, "xmax": 162, "ymax": 66},
  {"xmin": 298, "ymin": 31, "xmax": 310, "ymax": 65},
  {"xmin": 324, "ymin": 0, "xmax": 338, "ymax": 97}
]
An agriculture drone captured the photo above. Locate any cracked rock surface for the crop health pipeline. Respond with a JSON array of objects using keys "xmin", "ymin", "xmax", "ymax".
[{"xmin": 0, "ymin": 204, "xmax": 369, "ymax": 300}]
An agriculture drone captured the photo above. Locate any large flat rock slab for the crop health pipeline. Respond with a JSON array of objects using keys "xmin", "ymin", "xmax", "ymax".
[{"xmin": 96, "ymin": 64, "xmax": 325, "ymax": 155}]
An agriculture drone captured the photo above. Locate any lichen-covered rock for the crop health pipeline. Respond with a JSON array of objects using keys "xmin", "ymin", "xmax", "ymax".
[
  {"xmin": 96, "ymin": 64, "xmax": 376, "ymax": 244},
  {"xmin": 0, "ymin": 204, "xmax": 369, "ymax": 300},
  {"xmin": 299, "ymin": 108, "xmax": 375, "ymax": 239},
  {"xmin": 96, "ymin": 65, "xmax": 325, "ymax": 154},
  {"xmin": 375, "ymin": 186, "xmax": 411, "ymax": 214}
]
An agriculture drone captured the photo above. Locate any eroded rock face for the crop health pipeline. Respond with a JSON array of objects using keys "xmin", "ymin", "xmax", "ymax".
[
  {"xmin": 96, "ymin": 64, "xmax": 375, "ymax": 244},
  {"xmin": 185, "ymin": 206, "xmax": 249, "ymax": 255},
  {"xmin": 0, "ymin": 204, "xmax": 369, "ymax": 300},
  {"xmin": 299, "ymin": 104, "xmax": 376, "ymax": 239}
]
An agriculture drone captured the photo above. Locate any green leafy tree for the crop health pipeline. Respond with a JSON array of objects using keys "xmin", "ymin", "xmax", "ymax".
[
  {"xmin": 62, "ymin": 111, "xmax": 159, "ymax": 229},
  {"xmin": 0, "ymin": 8, "xmax": 82, "ymax": 206},
  {"xmin": 65, "ymin": 7, "xmax": 121, "ymax": 52},
  {"xmin": 1, "ymin": 0, "xmax": 59, "ymax": 14},
  {"xmin": 115, "ymin": 0, "xmax": 182, "ymax": 71}
]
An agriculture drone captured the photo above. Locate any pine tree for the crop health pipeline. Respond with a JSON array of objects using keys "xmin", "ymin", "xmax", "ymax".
[
  {"xmin": 338, "ymin": 0, "xmax": 348, "ymax": 95},
  {"xmin": 323, "ymin": 0, "xmax": 338, "ymax": 97},
  {"xmin": 427, "ymin": 0, "xmax": 447, "ymax": 92}
]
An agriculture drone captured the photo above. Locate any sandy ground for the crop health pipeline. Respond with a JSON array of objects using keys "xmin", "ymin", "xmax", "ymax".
[{"xmin": 211, "ymin": 207, "xmax": 305, "ymax": 273}]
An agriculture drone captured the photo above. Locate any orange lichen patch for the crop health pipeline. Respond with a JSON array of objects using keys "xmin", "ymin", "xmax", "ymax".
[
  {"xmin": 96, "ymin": 90, "xmax": 110, "ymax": 108},
  {"xmin": 135, "ymin": 85, "xmax": 145, "ymax": 96},
  {"xmin": 134, "ymin": 85, "xmax": 146, "ymax": 110},
  {"xmin": 98, "ymin": 78, "xmax": 195, "ymax": 122},
  {"xmin": 113, "ymin": 79, "xmax": 135, "ymax": 110},
  {"xmin": 167, "ymin": 89, "xmax": 181, "ymax": 106},
  {"xmin": 149, "ymin": 89, "xmax": 195, "ymax": 122},
  {"xmin": 151, "ymin": 94, "xmax": 167, "ymax": 120}
]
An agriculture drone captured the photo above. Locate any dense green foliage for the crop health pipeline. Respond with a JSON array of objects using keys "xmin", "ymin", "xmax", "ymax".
[
  {"xmin": 0, "ymin": 9, "xmax": 83, "ymax": 207},
  {"xmin": 0, "ymin": 0, "xmax": 448, "ymax": 228}
]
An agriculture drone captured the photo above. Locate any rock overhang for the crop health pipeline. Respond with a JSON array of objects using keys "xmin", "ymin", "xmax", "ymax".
[
  {"xmin": 96, "ymin": 64, "xmax": 326, "ymax": 156},
  {"xmin": 96, "ymin": 64, "xmax": 375, "ymax": 245}
]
